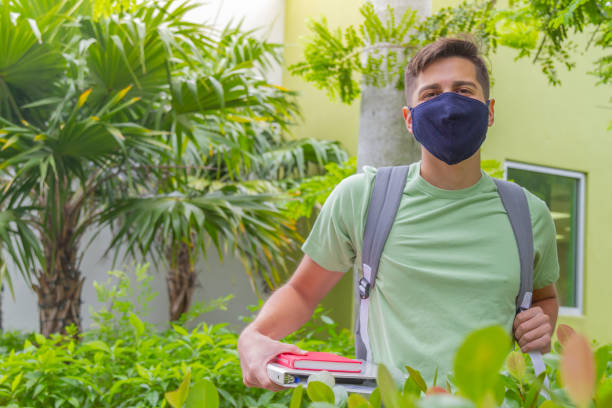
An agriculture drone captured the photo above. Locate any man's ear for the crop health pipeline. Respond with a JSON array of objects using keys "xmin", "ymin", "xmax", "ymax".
[
  {"xmin": 487, "ymin": 98, "xmax": 495, "ymax": 127},
  {"xmin": 402, "ymin": 106, "xmax": 413, "ymax": 134}
]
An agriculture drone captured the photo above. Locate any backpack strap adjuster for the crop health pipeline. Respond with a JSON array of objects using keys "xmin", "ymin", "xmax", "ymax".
[{"xmin": 358, "ymin": 277, "xmax": 371, "ymax": 299}]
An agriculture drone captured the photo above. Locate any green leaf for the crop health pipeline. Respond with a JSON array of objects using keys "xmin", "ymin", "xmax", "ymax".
[
  {"xmin": 368, "ymin": 388, "xmax": 381, "ymax": 408},
  {"xmin": 403, "ymin": 378, "xmax": 421, "ymax": 398},
  {"xmin": 538, "ymin": 401, "xmax": 563, "ymax": 408},
  {"xmin": 185, "ymin": 379, "xmax": 219, "ymax": 408},
  {"xmin": 129, "ymin": 313, "xmax": 145, "ymax": 336},
  {"xmin": 80, "ymin": 340, "xmax": 110, "ymax": 353},
  {"xmin": 377, "ymin": 364, "xmax": 403, "ymax": 408},
  {"xmin": 595, "ymin": 378, "xmax": 612, "ymax": 408},
  {"xmin": 347, "ymin": 393, "xmax": 371, "ymax": 408},
  {"xmin": 405, "ymin": 365, "xmax": 427, "ymax": 393},
  {"xmin": 290, "ymin": 384, "xmax": 304, "ymax": 408},
  {"xmin": 307, "ymin": 381, "xmax": 335, "ymax": 403},
  {"xmin": 165, "ymin": 369, "xmax": 191, "ymax": 408},
  {"xmin": 524, "ymin": 372, "xmax": 546, "ymax": 408},
  {"xmin": 594, "ymin": 345, "xmax": 611, "ymax": 383},
  {"xmin": 506, "ymin": 351, "xmax": 526, "ymax": 381},
  {"xmin": 11, "ymin": 372, "xmax": 23, "ymax": 393},
  {"xmin": 453, "ymin": 326, "xmax": 510, "ymax": 404}
]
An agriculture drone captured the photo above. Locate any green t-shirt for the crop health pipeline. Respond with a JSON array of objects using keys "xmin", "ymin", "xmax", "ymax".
[{"xmin": 301, "ymin": 161, "xmax": 560, "ymax": 383}]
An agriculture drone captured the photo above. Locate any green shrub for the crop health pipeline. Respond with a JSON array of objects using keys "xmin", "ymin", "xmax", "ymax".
[
  {"xmin": 1, "ymin": 266, "xmax": 610, "ymax": 407},
  {"xmin": 169, "ymin": 325, "xmax": 612, "ymax": 408},
  {"xmin": 0, "ymin": 265, "xmax": 351, "ymax": 407}
]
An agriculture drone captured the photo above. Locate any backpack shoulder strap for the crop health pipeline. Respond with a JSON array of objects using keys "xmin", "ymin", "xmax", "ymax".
[
  {"xmin": 355, "ymin": 165, "xmax": 409, "ymax": 361},
  {"xmin": 493, "ymin": 178, "xmax": 549, "ymax": 384},
  {"xmin": 492, "ymin": 178, "xmax": 534, "ymax": 312}
]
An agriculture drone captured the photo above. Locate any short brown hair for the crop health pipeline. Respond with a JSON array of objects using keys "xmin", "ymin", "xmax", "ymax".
[{"xmin": 404, "ymin": 36, "xmax": 490, "ymax": 105}]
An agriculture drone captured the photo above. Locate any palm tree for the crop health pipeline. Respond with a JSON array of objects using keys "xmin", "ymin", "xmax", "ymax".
[
  {"xmin": 102, "ymin": 27, "xmax": 348, "ymax": 320},
  {"xmin": 1, "ymin": 0, "xmax": 347, "ymax": 331}
]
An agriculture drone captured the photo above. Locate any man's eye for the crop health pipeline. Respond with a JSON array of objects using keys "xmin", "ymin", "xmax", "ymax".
[
  {"xmin": 457, "ymin": 88, "xmax": 472, "ymax": 94},
  {"xmin": 422, "ymin": 92, "xmax": 437, "ymax": 99}
]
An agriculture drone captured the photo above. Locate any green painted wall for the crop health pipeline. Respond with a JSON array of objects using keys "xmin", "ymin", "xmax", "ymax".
[
  {"xmin": 475, "ymin": 32, "xmax": 611, "ymax": 343},
  {"xmin": 283, "ymin": 0, "xmax": 365, "ymax": 331},
  {"xmin": 283, "ymin": 0, "xmax": 612, "ymax": 344},
  {"xmin": 283, "ymin": 0, "xmax": 363, "ymax": 156}
]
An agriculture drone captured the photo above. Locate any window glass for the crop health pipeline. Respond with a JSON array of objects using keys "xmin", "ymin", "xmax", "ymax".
[{"xmin": 506, "ymin": 167, "xmax": 580, "ymax": 308}]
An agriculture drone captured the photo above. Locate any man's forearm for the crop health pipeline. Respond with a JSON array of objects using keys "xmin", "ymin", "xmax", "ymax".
[{"xmin": 244, "ymin": 282, "xmax": 317, "ymax": 341}]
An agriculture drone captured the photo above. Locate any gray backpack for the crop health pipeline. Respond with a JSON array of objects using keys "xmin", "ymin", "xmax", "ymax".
[{"xmin": 355, "ymin": 166, "xmax": 547, "ymax": 379}]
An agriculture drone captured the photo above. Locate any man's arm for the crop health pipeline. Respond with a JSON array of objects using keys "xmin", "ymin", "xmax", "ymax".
[
  {"xmin": 237, "ymin": 255, "xmax": 345, "ymax": 390},
  {"xmin": 513, "ymin": 284, "xmax": 559, "ymax": 353}
]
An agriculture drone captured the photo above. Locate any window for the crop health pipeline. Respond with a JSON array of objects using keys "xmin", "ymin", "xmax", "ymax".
[{"xmin": 505, "ymin": 161, "xmax": 585, "ymax": 315}]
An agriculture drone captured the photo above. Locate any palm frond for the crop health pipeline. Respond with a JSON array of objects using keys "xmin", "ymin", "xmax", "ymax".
[{"xmin": 101, "ymin": 185, "xmax": 300, "ymax": 294}]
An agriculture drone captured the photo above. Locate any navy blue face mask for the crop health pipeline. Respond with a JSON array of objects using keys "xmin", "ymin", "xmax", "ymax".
[{"xmin": 409, "ymin": 92, "xmax": 490, "ymax": 165}]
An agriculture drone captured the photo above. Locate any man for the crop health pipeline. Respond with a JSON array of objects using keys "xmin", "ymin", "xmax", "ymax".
[{"xmin": 238, "ymin": 37, "xmax": 560, "ymax": 390}]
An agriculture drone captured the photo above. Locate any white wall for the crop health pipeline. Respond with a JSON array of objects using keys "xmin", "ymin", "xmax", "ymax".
[
  {"xmin": 3, "ymin": 226, "xmax": 262, "ymax": 332},
  {"xmin": 2, "ymin": 0, "xmax": 286, "ymax": 333},
  {"xmin": 185, "ymin": 0, "xmax": 286, "ymax": 85}
]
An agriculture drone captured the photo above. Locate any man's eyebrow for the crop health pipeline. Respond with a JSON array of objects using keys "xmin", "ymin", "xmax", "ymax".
[
  {"xmin": 452, "ymin": 80, "xmax": 478, "ymax": 88},
  {"xmin": 416, "ymin": 84, "xmax": 441, "ymax": 95}
]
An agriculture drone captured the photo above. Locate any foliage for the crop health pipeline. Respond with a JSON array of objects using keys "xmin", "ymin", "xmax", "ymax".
[
  {"xmin": 284, "ymin": 158, "xmax": 357, "ymax": 220},
  {"xmin": 290, "ymin": 1, "xmax": 497, "ymax": 105},
  {"xmin": 0, "ymin": 0, "xmax": 348, "ymax": 331},
  {"xmin": 283, "ymin": 157, "xmax": 504, "ymax": 223},
  {"xmin": 290, "ymin": 0, "xmax": 610, "ymax": 125},
  {"xmin": 0, "ymin": 267, "xmax": 610, "ymax": 407},
  {"xmin": 506, "ymin": 0, "xmax": 611, "ymax": 87},
  {"xmin": 0, "ymin": 265, "xmax": 351, "ymax": 408},
  {"xmin": 169, "ymin": 324, "xmax": 612, "ymax": 408}
]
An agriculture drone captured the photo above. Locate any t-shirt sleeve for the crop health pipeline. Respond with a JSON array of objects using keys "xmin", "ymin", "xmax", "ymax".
[
  {"xmin": 301, "ymin": 174, "xmax": 367, "ymax": 273},
  {"xmin": 527, "ymin": 191, "xmax": 561, "ymax": 290}
]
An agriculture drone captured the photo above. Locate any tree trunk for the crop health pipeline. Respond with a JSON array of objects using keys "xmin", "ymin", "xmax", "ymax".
[
  {"xmin": 354, "ymin": 0, "xmax": 432, "ymax": 329},
  {"xmin": 166, "ymin": 242, "xmax": 196, "ymax": 321},
  {"xmin": 356, "ymin": 0, "xmax": 431, "ymax": 170},
  {"xmin": 357, "ymin": 83, "xmax": 422, "ymax": 169},
  {"xmin": 33, "ymin": 269, "xmax": 84, "ymax": 336},
  {"xmin": 32, "ymin": 202, "xmax": 85, "ymax": 336}
]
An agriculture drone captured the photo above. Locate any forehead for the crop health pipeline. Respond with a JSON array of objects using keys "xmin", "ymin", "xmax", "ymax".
[{"xmin": 411, "ymin": 56, "xmax": 480, "ymax": 97}]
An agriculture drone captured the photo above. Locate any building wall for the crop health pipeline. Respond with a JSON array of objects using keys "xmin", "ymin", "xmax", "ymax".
[
  {"xmin": 283, "ymin": 0, "xmax": 364, "ymax": 156},
  {"xmin": 475, "ymin": 34, "xmax": 611, "ymax": 342},
  {"xmin": 282, "ymin": 0, "xmax": 367, "ymax": 333},
  {"xmin": 283, "ymin": 0, "xmax": 612, "ymax": 344}
]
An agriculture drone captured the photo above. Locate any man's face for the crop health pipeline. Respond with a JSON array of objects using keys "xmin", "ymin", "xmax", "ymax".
[{"xmin": 402, "ymin": 56, "xmax": 495, "ymax": 133}]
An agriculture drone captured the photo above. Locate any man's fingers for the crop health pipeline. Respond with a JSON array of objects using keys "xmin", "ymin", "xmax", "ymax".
[
  {"xmin": 514, "ymin": 312, "xmax": 548, "ymax": 341},
  {"xmin": 279, "ymin": 343, "xmax": 307, "ymax": 355},
  {"xmin": 517, "ymin": 322, "xmax": 551, "ymax": 348},
  {"xmin": 521, "ymin": 333, "xmax": 552, "ymax": 353},
  {"xmin": 513, "ymin": 306, "xmax": 542, "ymax": 331}
]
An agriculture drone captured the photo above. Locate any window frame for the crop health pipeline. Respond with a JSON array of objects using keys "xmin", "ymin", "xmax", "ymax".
[{"xmin": 504, "ymin": 161, "xmax": 585, "ymax": 316}]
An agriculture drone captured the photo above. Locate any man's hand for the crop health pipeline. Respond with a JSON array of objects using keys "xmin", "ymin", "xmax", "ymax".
[
  {"xmin": 238, "ymin": 326, "xmax": 307, "ymax": 391},
  {"xmin": 513, "ymin": 306, "xmax": 553, "ymax": 353},
  {"xmin": 236, "ymin": 256, "xmax": 343, "ymax": 391}
]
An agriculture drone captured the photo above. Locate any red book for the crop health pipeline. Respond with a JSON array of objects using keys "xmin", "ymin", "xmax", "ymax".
[{"xmin": 273, "ymin": 352, "xmax": 363, "ymax": 373}]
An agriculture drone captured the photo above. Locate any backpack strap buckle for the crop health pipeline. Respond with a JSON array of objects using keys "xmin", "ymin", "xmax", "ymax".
[{"xmin": 358, "ymin": 277, "xmax": 370, "ymax": 299}]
